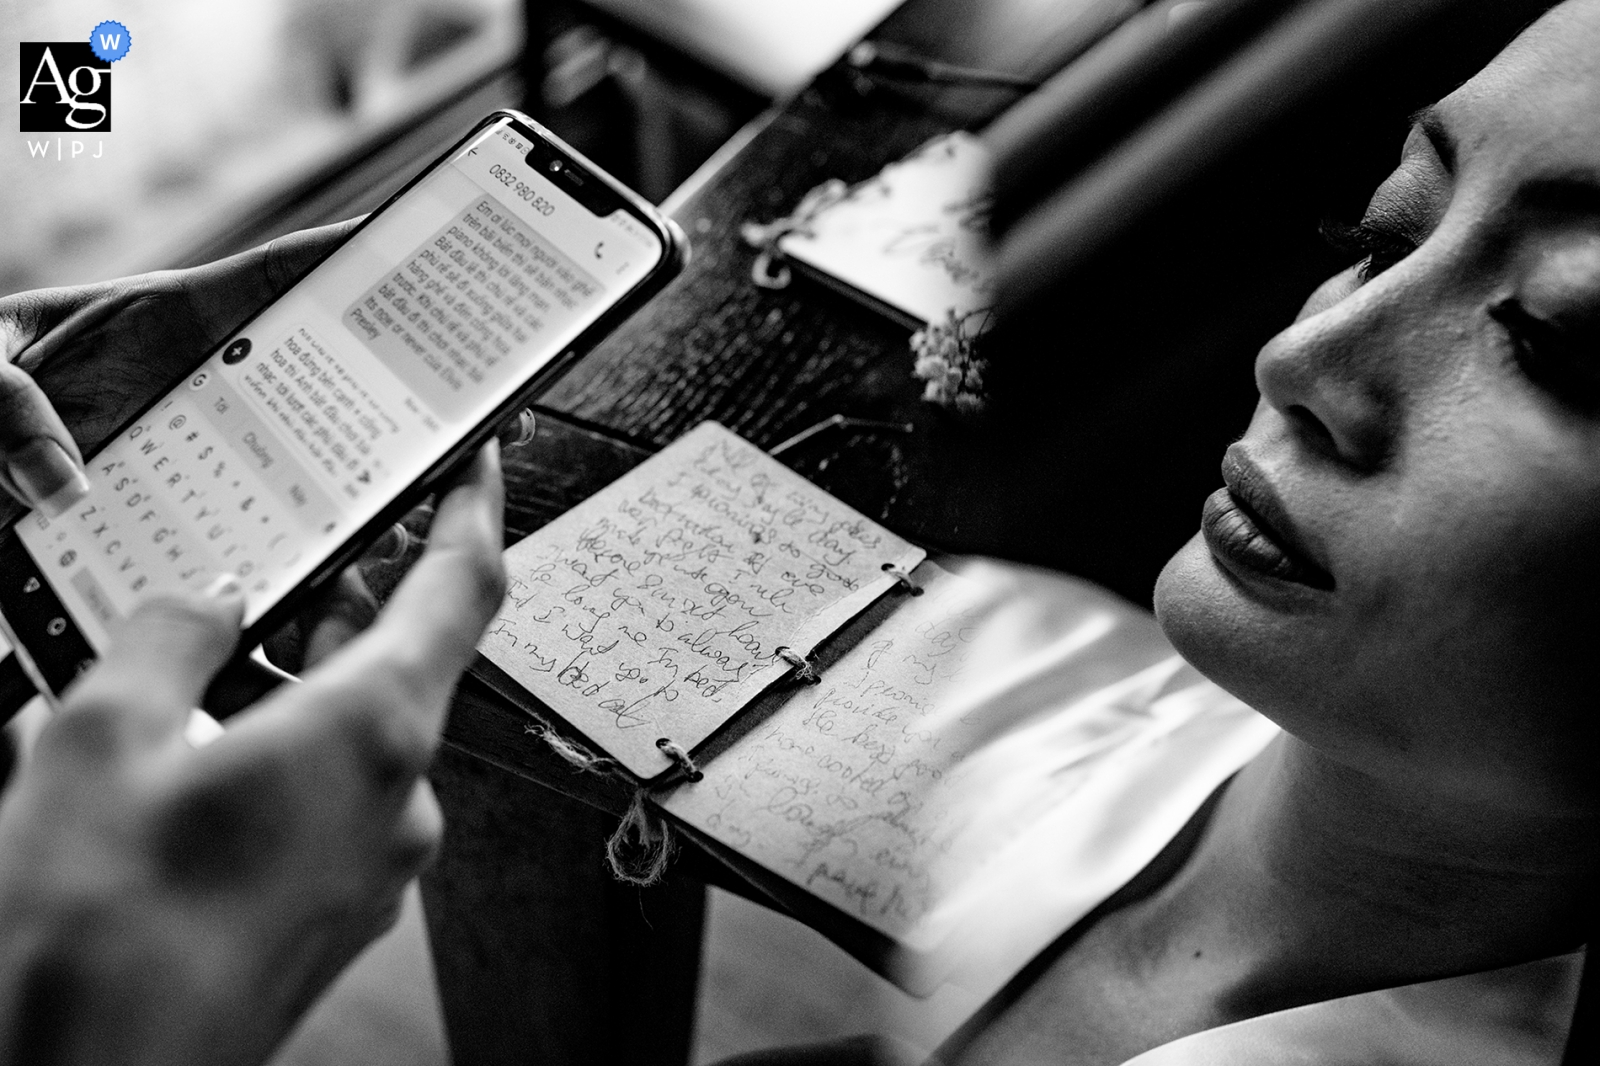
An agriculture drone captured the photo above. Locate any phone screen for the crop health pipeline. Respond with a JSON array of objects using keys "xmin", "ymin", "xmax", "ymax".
[{"xmin": 13, "ymin": 117, "xmax": 664, "ymax": 653}]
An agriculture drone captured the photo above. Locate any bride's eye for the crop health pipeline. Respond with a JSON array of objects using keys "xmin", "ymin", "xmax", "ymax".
[
  {"xmin": 1320, "ymin": 219, "xmax": 1419, "ymax": 282},
  {"xmin": 1489, "ymin": 296, "xmax": 1600, "ymax": 409}
]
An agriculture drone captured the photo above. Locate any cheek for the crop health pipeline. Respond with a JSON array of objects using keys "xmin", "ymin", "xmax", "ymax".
[
  {"xmin": 1156, "ymin": 447, "xmax": 1600, "ymax": 809},
  {"xmin": 1355, "ymin": 489, "xmax": 1600, "ymax": 809},
  {"xmin": 1375, "ymin": 409, "xmax": 1600, "ymax": 634},
  {"xmin": 1155, "ymin": 516, "xmax": 1600, "ymax": 812},
  {"xmin": 1375, "ymin": 472, "xmax": 1600, "ymax": 681}
]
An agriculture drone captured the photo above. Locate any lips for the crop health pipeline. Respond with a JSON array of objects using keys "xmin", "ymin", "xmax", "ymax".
[{"xmin": 1201, "ymin": 448, "xmax": 1334, "ymax": 591}]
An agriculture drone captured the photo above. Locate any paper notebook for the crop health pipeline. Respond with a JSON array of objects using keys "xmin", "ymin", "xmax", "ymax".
[
  {"xmin": 476, "ymin": 421, "xmax": 925, "ymax": 780},
  {"xmin": 474, "ymin": 423, "xmax": 1279, "ymax": 999},
  {"xmin": 776, "ymin": 132, "xmax": 997, "ymax": 329}
]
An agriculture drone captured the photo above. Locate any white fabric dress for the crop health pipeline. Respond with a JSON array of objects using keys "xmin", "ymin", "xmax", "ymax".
[{"xmin": 1121, "ymin": 948, "xmax": 1583, "ymax": 1066}]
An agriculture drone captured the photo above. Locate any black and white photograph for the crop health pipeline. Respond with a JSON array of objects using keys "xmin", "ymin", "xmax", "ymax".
[{"xmin": 0, "ymin": 1, "xmax": 1594, "ymax": 1063}]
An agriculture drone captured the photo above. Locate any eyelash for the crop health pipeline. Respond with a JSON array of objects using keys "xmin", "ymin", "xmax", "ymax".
[
  {"xmin": 1488, "ymin": 297, "xmax": 1600, "ymax": 409},
  {"xmin": 1319, "ymin": 219, "xmax": 1418, "ymax": 282}
]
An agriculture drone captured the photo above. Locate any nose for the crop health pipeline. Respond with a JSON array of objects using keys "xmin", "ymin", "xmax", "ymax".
[{"xmin": 1254, "ymin": 272, "xmax": 1404, "ymax": 471}]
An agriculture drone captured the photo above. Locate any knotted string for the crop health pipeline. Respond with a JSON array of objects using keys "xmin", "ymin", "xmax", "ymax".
[
  {"xmin": 524, "ymin": 714, "xmax": 617, "ymax": 774},
  {"xmin": 604, "ymin": 789, "xmax": 676, "ymax": 887},
  {"xmin": 776, "ymin": 646, "xmax": 822, "ymax": 684},
  {"xmin": 655, "ymin": 736, "xmax": 704, "ymax": 782},
  {"xmin": 523, "ymin": 715, "xmax": 677, "ymax": 885}
]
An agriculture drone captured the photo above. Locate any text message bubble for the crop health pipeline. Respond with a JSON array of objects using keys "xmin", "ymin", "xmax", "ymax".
[
  {"xmin": 342, "ymin": 194, "xmax": 604, "ymax": 420},
  {"xmin": 234, "ymin": 326, "xmax": 403, "ymax": 499}
]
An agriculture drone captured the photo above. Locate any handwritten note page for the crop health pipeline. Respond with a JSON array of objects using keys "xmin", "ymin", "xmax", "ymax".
[
  {"xmin": 661, "ymin": 559, "xmax": 1278, "ymax": 980},
  {"xmin": 480, "ymin": 422, "xmax": 926, "ymax": 778},
  {"xmin": 778, "ymin": 132, "xmax": 995, "ymax": 327}
]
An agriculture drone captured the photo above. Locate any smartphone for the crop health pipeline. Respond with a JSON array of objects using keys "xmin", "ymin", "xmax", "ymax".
[{"xmin": 0, "ymin": 109, "xmax": 686, "ymax": 697}]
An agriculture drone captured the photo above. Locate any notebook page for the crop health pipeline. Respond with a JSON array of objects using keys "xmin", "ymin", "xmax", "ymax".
[
  {"xmin": 479, "ymin": 422, "xmax": 925, "ymax": 778},
  {"xmin": 661, "ymin": 559, "xmax": 1278, "ymax": 983}
]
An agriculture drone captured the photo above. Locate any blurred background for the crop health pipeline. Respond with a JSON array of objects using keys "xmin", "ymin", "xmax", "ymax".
[{"xmin": 0, "ymin": 0, "xmax": 901, "ymax": 296}]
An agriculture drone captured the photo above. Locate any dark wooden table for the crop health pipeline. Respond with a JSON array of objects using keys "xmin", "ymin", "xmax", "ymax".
[{"xmin": 365, "ymin": 0, "xmax": 1520, "ymax": 1060}]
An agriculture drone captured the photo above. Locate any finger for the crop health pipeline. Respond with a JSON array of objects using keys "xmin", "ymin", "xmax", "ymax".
[
  {"xmin": 319, "ymin": 441, "xmax": 505, "ymax": 711},
  {"xmin": 0, "ymin": 282, "xmax": 136, "ymax": 367},
  {"xmin": 496, "ymin": 408, "xmax": 537, "ymax": 451},
  {"xmin": 260, "ymin": 567, "xmax": 380, "ymax": 676},
  {"xmin": 179, "ymin": 218, "xmax": 365, "ymax": 340},
  {"xmin": 0, "ymin": 217, "xmax": 359, "ymax": 382},
  {"xmin": 361, "ymin": 522, "xmax": 413, "ymax": 566},
  {"xmin": 50, "ymin": 576, "xmax": 245, "ymax": 758},
  {"xmin": 0, "ymin": 287, "xmax": 69, "ymax": 361},
  {"xmin": 202, "ymin": 652, "xmax": 295, "ymax": 719},
  {"xmin": 0, "ymin": 360, "xmax": 87, "ymax": 515},
  {"xmin": 302, "ymin": 567, "xmax": 380, "ymax": 670},
  {"xmin": 219, "ymin": 445, "xmax": 504, "ymax": 785},
  {"xmin": 2, "ymin": 279, "xmax": 209, "ymax": 463},
  {"xmin": 389, "ymin": 779, "xmax": 445, "ymax": 879}
]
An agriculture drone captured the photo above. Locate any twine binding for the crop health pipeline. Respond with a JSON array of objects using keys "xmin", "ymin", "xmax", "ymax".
[
  {"xmin": 881, "ymin": 563, "xmax": 924, "ymax": 596},
  {"xmin": 776, "ymin": 646, "xmax": 822, "ymax": 684},
  {"xmin": 524, "ymin": 714, "xmax": 678, "ymax": 885},
  {"xmin": 605, "ymin": 790, "xmax": 676, "ymax": 887},
  {"xmin": 524, "ymin": 715, "xmax": 616, "ymax": 774},
  {"xmin": 655, "ymin": 737, "xmax": 704, "ymax": 782}
]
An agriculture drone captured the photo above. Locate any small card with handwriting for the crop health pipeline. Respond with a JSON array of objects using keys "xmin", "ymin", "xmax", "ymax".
[
  {"xmin": 477, "ymin": 421, "xmax": 925, "ymax": 779},
  {"xmin": 777, "ymin": 132, "xmax": 995, "ymax": 328}
]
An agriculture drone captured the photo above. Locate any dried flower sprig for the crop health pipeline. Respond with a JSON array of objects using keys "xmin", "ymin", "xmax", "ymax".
[{"xmin": 912, "ymin": 307, "xmax": 993, "ymax": 412}]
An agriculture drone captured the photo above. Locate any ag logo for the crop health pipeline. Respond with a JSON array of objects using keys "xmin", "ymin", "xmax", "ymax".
[{"xmin": 19, "ymin": 43, "xmax": 111, "ymax": 132}]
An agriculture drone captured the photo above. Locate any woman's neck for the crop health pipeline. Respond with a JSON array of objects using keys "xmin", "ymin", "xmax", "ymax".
[{"xmin": 1132, "ymin": 733, "xmax": 1597, "ymax": 1018}]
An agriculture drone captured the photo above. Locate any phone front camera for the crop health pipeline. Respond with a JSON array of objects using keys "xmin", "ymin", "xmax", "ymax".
[{"xmin": 549, "ymin": 160, "xmax": 564, "ymax": 173}]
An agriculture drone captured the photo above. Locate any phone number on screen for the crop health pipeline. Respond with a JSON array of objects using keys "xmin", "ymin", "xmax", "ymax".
[{"xmin": 487, "ymin": 163, "xmax": 558, "ymax": 216}]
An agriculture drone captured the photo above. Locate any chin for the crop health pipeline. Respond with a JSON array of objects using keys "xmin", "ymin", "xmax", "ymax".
[
  {"xmin": 1156, "ymin": 533, "xmax": 1369, "ymax": 760},
  {"xmin": 1154, "ymin": 532, "xmax": 1295, "ymax": 715}
]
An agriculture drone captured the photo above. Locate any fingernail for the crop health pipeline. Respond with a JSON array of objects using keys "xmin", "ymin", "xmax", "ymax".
[
  {"xmin": 8, "ymin": 438, "xmax": 90, "ymax": 518},
  {"xmin": 498, "ymin": 409, "xmax": 536, "ymax": 450},
  {"xmin": 203, "ymin": 573, "xmax": 243, "ymax": 600},
  {"xmin": 371, "ymin": 522, "xmax": 411, "ymax": 564}
]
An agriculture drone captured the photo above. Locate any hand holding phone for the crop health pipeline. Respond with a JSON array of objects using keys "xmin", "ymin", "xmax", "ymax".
[
  {"xmin": 0, "ymin": 444, "xmax": 505, "ymax": 1066},
  {"xmin": 0, "ymin": 220, "xmax": 360, "ymax": 524},
  {"xmin": 0, "ymin": 111, "xmax": 686, "ymax": 696}
]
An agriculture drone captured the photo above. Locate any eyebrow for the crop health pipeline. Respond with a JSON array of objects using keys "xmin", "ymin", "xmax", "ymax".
[
  {"xmin": 1409, "ymin": 105, "xmax": 1457, "ymax": 174},
  {"xmin": 1406, "ymin": 106, "xmax": 1600, "ymax": 221}
]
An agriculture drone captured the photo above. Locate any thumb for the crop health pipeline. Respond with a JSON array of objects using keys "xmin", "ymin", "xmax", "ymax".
[
  {"xmin": 56, "ymin": 576, "xmax": 246, "ymax": 755},
  {"xmin": 180, "ymin": 218, "xmax": 365, "ymax": 339},
  {"xmin": 0, "ymin": 360, "xmax": 88, "ymax": 516}
]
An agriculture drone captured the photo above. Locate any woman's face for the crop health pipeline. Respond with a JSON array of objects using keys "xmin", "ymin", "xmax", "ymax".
[{"xmin": 1155, "ymin": 0, "xmax": 1600, "ymax": 814}]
